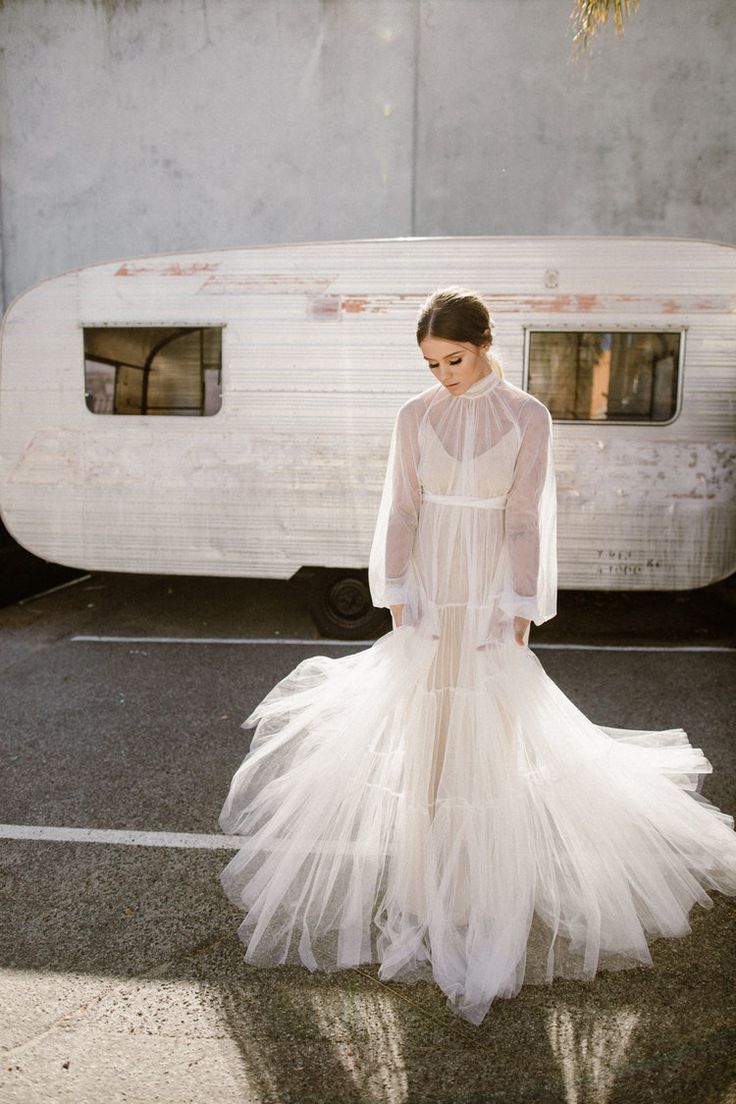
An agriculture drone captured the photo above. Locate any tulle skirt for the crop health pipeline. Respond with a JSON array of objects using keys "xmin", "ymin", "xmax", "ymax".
[{"xmin": 218, "ymin": 611, "xmax": 736, "ymax": 1026}]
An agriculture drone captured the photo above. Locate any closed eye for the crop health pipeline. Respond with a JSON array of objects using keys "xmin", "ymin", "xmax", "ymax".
[{"xmin": 430, "ymin": 358, "xmax": 462, "ymax": 368}]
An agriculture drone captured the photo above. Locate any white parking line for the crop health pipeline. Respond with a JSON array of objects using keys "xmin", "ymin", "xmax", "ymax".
[
  {"xmin": 0, "ymin": 823, "xmax": 243, "ymax": 849},
  {"xmin": 70, "ymin": 634, "xmax": 735, "ymax": 652},
  {"xmin": 0, "ymin": 824, "xmax": 375, "ymax": 854}
]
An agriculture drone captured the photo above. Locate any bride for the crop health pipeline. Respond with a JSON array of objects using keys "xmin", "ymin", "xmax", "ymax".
[{"xmin": 218, "ymin": 286, "xmax": 736, "ymax": 1026}]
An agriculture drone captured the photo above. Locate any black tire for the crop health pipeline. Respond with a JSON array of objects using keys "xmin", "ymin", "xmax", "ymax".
[{"xmin": 307, "ymin": 569, "xmax": 390, "ymax": 640}]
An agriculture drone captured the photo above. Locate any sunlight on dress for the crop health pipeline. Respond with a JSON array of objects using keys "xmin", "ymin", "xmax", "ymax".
[{"xmin": 218, "ymin": 367, "xmax": 736, "ymax": 1027}]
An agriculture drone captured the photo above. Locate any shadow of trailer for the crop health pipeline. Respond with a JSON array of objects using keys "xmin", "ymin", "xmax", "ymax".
[{"xmin": 0, "ymin": 235, "xmax": 734, "ymax": 638}]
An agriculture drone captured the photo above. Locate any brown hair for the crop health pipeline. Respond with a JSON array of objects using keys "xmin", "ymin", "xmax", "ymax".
[{"xmin": 416, "ymin": 286, "xmax": 504, "ymax": 379}]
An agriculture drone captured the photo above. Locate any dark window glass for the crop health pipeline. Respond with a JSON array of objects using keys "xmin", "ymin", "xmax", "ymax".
[
  {"xmin": 84, "ymin": 326, "xmax": 223, "ymax": 415},
  {"xmin": 527, "ymin": 331, "xmax": 681, "ymax": 422}
]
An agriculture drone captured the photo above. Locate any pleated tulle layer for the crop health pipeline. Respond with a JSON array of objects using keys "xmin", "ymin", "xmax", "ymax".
[{"xmin": 218, "ymin": 619, "xmax": 736, "ymax": 1026}]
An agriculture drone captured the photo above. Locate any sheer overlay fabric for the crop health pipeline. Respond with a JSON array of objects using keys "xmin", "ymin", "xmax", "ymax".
[
  {"xmin": 368, "ymin": 368, "xmax": 557, "ymax": 642},
  {"xmin": 219, "ymin": 369, "xmax": 736, "ymax": 1027}
]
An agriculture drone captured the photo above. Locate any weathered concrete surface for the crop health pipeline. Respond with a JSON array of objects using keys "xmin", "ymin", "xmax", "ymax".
[{"xmin": 0, "ymin": 0, "xmax": 734, "ymax": 313}]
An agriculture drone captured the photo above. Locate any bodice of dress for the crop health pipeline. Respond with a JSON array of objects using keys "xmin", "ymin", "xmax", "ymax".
[
  {"xmin": 368, "ymin": 369, "xmax": 559, "ymax": 636},
  {"xmin": 418, "ymin": 417, "xmax": 520, "ymax": 500}
]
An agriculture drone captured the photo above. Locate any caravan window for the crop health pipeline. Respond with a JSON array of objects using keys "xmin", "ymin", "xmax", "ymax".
[
  {"xmin": 526, "ymin": 330, "xmax": 681, "ymax": 422},
  {"xmin": 84, "ymin": 326, "xmax": 223, "ymax": 415}
]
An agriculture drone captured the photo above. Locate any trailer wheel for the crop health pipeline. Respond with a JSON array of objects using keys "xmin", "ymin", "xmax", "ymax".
[{"xmin": 307, "ymin": 569, "xmax": 389, "ymax": 640}]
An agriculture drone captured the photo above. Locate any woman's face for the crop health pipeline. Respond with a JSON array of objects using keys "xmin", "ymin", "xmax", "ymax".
[{"xmin": 420, "ymin": 336, "xmax": 491, "ymax": 395}]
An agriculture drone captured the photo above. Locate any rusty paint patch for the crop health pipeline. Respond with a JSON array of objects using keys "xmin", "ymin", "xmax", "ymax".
[
  {"xmin": 331, "ymin": 293, "xmax": 731, "ymax": 313},
  {"xmin": 309, "ymin": 295, "xmax": 341, "ymax": 317},
  {"xmin": 573, "ymin": 295, "xmax": 601, "ymax": 311},
  {"xmin": 115, "ymin": 261, "xmax": 222, "ymax": 277},
  {"xmin": 343, "ymin": 297, "xmax": 378, "ymax": 313},
  {"xmin": 421, "ymin": 294, "xmax": 736, "ymax": 314}
]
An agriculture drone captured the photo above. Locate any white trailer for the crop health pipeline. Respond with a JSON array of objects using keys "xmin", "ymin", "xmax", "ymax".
[{"xmin": 0, "ymin": 235, "xmax": 733, "ymax": 636}]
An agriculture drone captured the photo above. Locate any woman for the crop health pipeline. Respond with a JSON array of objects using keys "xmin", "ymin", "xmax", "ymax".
[{"xmin": 219, "ymin": 287, "xmax": 736, "ymax": 1027}]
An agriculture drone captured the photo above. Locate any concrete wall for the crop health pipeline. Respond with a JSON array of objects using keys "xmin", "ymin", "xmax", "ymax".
[{"xmin": 0, "ymin": 0, "xmax": 734, "ymax": 316}]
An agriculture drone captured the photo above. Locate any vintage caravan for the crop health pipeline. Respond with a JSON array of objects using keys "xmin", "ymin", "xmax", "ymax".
[{"xmin": 0, "ymin": 235, "xmax": 733, "ymax": 637}]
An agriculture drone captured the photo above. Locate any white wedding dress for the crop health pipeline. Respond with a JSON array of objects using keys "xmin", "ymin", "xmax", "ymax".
[{"xmin": 218, "ymin": 369, "xmax": 736, "ymax": 1026}]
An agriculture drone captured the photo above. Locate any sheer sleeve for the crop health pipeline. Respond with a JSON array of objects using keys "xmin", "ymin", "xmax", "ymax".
[
  {"xmin": 368, "ymin": 399, "xmax": 422, "ymax": 614},
  {"xmin": 498, "ymin": 399, "xmax": 558, "ymax": 626}
]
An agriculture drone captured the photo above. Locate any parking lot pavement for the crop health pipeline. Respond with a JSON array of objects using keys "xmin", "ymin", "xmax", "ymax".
[{"xmin": 1, "ymin": 571, "xmax": 735, "ymax": 1104}]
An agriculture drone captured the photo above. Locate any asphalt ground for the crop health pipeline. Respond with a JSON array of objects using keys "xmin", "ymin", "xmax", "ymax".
[{"xmin": 1, "ymin": 570, "xmax": 735, "ymax": 1104}]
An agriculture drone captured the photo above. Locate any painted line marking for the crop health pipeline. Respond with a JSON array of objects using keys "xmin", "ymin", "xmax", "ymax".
[
  {"xmin": 70, "ymin": 634, "xmax": 736, "ymax": 652},
  {"xmin": 0, "ymin": 824, "xmax": 243, "ymax": 850},
  {"xmin": 0, "ymin": 824, "xmax": 384, "ymax": 855}
]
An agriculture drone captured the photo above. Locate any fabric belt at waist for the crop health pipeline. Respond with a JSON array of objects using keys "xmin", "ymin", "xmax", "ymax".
[{"xmin": 421, "ymin": 490, "xmax": 508, "ymax": 510}]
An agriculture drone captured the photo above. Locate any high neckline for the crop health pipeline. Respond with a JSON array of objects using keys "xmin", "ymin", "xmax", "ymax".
[{"xmin": 457, "ymin": 370, "xmax": 499, "ymax": 397}]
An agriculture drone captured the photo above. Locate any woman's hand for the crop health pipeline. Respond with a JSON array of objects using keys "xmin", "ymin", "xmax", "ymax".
[
  {"xmin": 513, "ymin": 616, "xmax": 531, "ymax": 646},
  {"xmin": 391, "ymin": 607, "xmax": 530, "ymax": 644},
  {"xmin": 475, "ymin": 614, "xmax": 531, "ymax": 650}
]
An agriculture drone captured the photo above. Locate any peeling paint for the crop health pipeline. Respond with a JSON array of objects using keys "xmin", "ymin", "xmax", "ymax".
[
  {"xmin": 568, "ymin": 440, "xmax": 735, "ymax": 507},
  {"xmin": 441, "ymin": 294, "xmax": 736, "ymax": 314},
  {"xmin": 309, "ymin": 295, "xmax": 341, "ymax": 318},
  {"xmin": 115, "ymin": 261, "xmax": 221, "ymax": 277},
  {"xmin": 199, "ymin": 274, "xmax": 337, "ymax": 294},
  {"xmin": 278, "ymin": 292, "xmax": 733, "ymax": 314},
  {"xmin": 3, "ymin": 238, "xmax": 735, "ymax": 589},
  {"xmin": 342, "ymin": 297, "xmax": 389, "ymax": 314}
]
